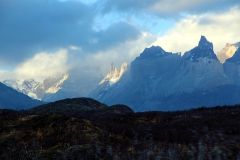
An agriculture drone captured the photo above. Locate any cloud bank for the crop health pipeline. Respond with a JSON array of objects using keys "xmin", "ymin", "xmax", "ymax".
[
  {"xmin": 0, "ymin": 0, "xmax": 141, "ymax": 64},
  {"xmin": 0, "ymin": 0, "xmax": 240, "ymax": 81},
  {"xmin": 153, "ymin": 7, "xmax": 240, "ymax": 54},
  {"xmin": 99, "ymin": 0, "xmax": 240, "ymax": 17},
  {"xmin": 0, "ymin": 50, "xmax": 68, "ymax": 81}
]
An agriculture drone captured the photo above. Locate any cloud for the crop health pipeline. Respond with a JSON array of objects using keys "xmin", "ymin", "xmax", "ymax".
[
  {"xmin": 1, "ymin": 30, "xmax": 154, "ymax": 81},
  {"xmin": 0, "ymin": 70, "xmax": 7, "ymax": 77},
  {"xmin": 70, "ymin": 46, "xmax": 82, "ymax": 51},
  {"xmin": 1, "ymin": 0, "xmax": 240, "ymax": 82},
  {"xmin": 100, "ymin": 0, "xmax": 240, "ymax": 17},
  {"xmin": 91, "ymin": 21, "xmax": 141, "ymax": 52},
  {"xmin": 149, "ymin": 0, "xmax": 240, "ymax": 16},
  {"xmin": 73, "ymin": 32, "xmax": 156, "ymax": 75},
  {"xmin": 0, "ymin": 0, "xmax": 142, "ymax": 64},
  {"xmin": 152, "ymin": 7, "xmax": 240, "ymax": 54},
  {"xmin": 12, "ymin": 49, "xmax": 68, "ymax": 81}
]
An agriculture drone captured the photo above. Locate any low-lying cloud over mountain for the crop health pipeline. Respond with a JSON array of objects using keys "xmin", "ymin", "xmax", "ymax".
[{"xmin": 0, "ymin": 0, "xmax": 239, "ymax": 81}]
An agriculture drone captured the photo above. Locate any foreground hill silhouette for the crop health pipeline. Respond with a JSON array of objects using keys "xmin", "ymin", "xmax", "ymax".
[
  {"xmin": 30, "ymin": 98, "xmax": 134, "ymax": 115},
  {"xmin": 0, "ymin": 98, "xmax": 239, "ymax": 159}
]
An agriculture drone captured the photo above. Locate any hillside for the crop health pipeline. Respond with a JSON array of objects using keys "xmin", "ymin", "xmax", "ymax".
[{"xmin": 0, "ymin": 101, "xmax": 239, "ymax": 159}]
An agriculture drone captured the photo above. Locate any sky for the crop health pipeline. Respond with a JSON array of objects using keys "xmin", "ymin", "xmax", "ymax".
[{"xmin": 0, "ymin": 0, "xmax": 240, "ymax": 81}]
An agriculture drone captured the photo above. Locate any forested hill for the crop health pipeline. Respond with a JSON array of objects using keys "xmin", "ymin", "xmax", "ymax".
[{"xmin": 0, "ymin": 102, "xmax": 240, "ymax": 159}]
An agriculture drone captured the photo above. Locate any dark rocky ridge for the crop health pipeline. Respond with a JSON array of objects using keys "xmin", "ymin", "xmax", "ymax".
[{"xmin": 183, "ymin": 36, "xmax": 217, "ymax": 62}]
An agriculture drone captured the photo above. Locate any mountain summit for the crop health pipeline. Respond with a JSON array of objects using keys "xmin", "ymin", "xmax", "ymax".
[
  {"xmin": 198, "ymin": 35, "xmax": 212, "ymax": 47},
  {"xmin": 183, "ymin": 36, "xmax": 217, "ymax": 62},
  {"xmin": 135, "ymin": 46, "xmax": 174, "ymax": 60}
]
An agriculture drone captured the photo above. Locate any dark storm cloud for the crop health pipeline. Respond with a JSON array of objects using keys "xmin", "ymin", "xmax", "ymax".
[
  {"xmin": 91, "ymin": 21, "xmax": 141, "ymax": 52},
  {"xmin": 99, "ymin": 0, "xmax": 240, "ymax": 17},
  {"xmin": 0, "ymin": 0, "xmax": 141, "ymax": 64}
]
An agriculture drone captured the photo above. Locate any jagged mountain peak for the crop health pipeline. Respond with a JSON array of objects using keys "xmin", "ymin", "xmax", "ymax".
[
  {"xmin": 183, "ymin": 36, "xmax": 217, "ymax": 62},
  {"xmin": 198, "ymin": 35, "xmax": 213, "ymax": 48},
  {"xmin": 135, "ymin": 45, "xmax": 172, "ymax": 60},
  {"xmin": 100, "ymin": 62, "xmax": 129, "ymax": 85},
  {"xmin": 108, "ymin": 63, "xmax": 120, "ymax": 79}
]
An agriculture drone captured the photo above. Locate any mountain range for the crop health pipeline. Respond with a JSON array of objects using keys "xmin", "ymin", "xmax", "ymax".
[
  {"xmin": 3, "ymin": 67, "xmax": 103, "ymax": 102},
  {"xmin": 2, "ymin": 36, "xmax": 240, "ymax": 111},
  {"xmin": 89, "ymin": 36, "xmax": 240, "ymax": 111}
]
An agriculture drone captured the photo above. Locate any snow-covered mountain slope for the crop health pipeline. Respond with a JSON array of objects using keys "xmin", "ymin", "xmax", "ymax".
[
  {"xmin": 2, "ymin": 74, "xmax": 68, "ymax": 100},
  {"xmin": 217, "ymin": 43, "xmax": 238, "ymax": 63},
  {"xmin": 89, "ymin": 36, "xmax": 240, "ymax": 111},
  {"xmin": 3, "ymin": 67, "xmax": 103, "ymax": 102},
  {"xmin": 3, "ymin": 79, "xmax": 41, "ymax": 100},
  {"xmin": 43, "ymin": 67, "xmax": 103, "ymax": 102},
  {"xmin": 0, "ymin": 82, "xmax": 43, "ymax": 110}
]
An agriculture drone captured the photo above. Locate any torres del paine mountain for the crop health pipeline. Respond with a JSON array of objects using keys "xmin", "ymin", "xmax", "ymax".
[
  {"xmin": 2, "ymin": 36, "xmax": 240, "ymax": 111},
  {"xmin": 90, "ymin": 36, "xmax": 240, "ymax": 111}
]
